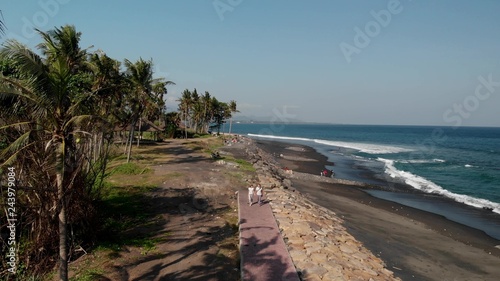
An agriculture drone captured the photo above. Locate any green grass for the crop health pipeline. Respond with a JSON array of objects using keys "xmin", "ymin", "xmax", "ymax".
[
  {"xmin": 128, "ymin": 236, "xmax": 161, "ymax": 255},
  {"xmin": 111, "ymin": 154, "xmax": 128, "ymax": 161},
  {"xmin": 93, "ymin": 180, "xmax": 162, "ymax": 257},
  {"xmin": 95, "ymin": 236, "xmax": 160, "ymax": 256},
  {"xmin": 197, "ymin": 134, "xmax": 213, "ymax": 139},
  {"xmin": 99, "ymin": 184, "xmax": 155, "ymax": 231},
  {"xmin": 67, "ymin": 139, "xmax": 244, "ymax": 279},
  {"xmin": 232, "ymin": 159, "xmax": 255, "ymax": 172},
  {"xmin": 110, "ymin": 162, "xmax": 152, "ymax": 175},
  {"xmin": 0, "ymin": 264, "xmax": 44, "ymax": 281},
  {"xmin": 70, "ymin": 269, "xmax": 105, "ymax": 281}
]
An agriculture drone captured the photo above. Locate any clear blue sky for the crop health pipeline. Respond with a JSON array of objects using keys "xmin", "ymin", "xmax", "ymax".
[{"xmin": 2, "ymin": 0, "xmax": 500, "ymax": 127}]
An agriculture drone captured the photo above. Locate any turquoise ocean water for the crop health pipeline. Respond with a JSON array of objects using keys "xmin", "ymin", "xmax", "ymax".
[{"xmin": 229, "ymin": 123, "xmax": 500, "ymax": 239}]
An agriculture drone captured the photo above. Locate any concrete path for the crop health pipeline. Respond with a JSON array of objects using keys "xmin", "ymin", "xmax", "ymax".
[{"xmin": 239, "ymin": 188, "xmax": 300, "ymax": 281}]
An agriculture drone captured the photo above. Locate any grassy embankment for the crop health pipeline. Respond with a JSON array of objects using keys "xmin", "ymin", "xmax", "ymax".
[{"xmin": 67, "ymin": 137, "xmax": 252, "ymax": 281}]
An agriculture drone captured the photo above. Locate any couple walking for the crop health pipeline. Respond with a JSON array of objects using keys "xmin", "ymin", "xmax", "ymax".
[{"xmin": 248, "ymin": 183, "xmax": 264, "ymax": 206}]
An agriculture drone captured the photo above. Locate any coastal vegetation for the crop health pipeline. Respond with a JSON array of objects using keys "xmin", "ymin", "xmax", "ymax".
[
  {"xmin": 65, "ymin": 138, "xmax": 242, "ymax": 280},
  {"xmin": 177, "ymin": 89, "xmax": 238, "ymax": 137},
  {"xmin": 0, "ymin": 24, "xmax": 238, "ymax": 280}
]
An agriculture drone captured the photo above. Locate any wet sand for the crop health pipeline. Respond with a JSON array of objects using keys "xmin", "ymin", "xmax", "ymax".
[{"xmin": 254, "ymin": 139, "xmax": 500, "ymax": 281}]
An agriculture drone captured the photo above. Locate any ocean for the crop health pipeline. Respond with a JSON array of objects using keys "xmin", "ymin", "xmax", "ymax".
[{"xmin": 229, "ymin": 123, "xmax": 500, "ymax": 239}]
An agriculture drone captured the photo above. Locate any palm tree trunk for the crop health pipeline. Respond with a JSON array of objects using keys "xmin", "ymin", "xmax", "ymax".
[
  {"xmin": 93, "ymin": 133, "xmax": 98, "ymax": 163},
  {"xmin": 137, "ymin": 118, "xmax": 142, "ymax": 147},
  {"xmin": 123, "ymin": 130, "xmax": 128, "ymax": 154},
  {"xmin": 98, "ymin": 132, "xmax": 104, "ymax": 161},
  {"xmin": 229, "ymin": 117, "xmax": 233, "ymax": 135},
  {"xmin": 127, "ymin": 121, "xmax": 135, "ymax": 163},
  {"xmin": 184, "ymin": 110, "xmax": 188, "ymax": 139},
  {"xmin": 57, "ymin": 171, "xmax": 68, "ymax": 281}
]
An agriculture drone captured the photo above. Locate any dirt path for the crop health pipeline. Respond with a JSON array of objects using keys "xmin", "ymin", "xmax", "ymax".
[{"xmin": 68, "ymin": 138, "xmax": 256, "ymax": 281}]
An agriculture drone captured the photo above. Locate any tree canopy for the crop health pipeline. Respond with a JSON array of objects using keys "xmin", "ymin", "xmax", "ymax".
[{"xmin": 0, "ymin": 24, "xmax": 238, "ymax": 280}]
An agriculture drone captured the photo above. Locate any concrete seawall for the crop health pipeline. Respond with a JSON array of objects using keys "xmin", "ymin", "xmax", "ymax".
[{"xmin": 242, "ymin": 138, "xmax": 400, "ymax": 280}]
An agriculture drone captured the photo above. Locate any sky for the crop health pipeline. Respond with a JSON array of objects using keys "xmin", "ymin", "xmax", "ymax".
[{"xmin": 2, "ymin": 0, "xmax": 500, "ymax": 127}]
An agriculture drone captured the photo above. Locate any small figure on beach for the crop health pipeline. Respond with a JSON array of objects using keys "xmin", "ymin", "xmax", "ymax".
[
  {"xmin": 321, "ymin": 169, "xmax": 328, "ymax": 177},
  {"xmin": 330, "ymin": 169, "xmax": 335, "ymax": 178},
  {"xmin": 256, "ymin": 184, "xmax": 264, "ymax": 206},
  {"xmin": 248, "ymin": 185, "xmax": 255, "ymax": 206}
]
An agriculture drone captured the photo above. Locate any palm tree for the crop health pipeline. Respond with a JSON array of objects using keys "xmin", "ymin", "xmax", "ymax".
[
  {"xmin": 177, "ymin": 89, "xmax": 192, "ymax": 138},
  {"xmin": 201, "ymin": 91, "xmax": 211, "ymax": 133},
  {"xmin": 123, "ymin": 58, "xmax": 173, "ymax": 147},
  {"xmin": 123, "ymin": 58, "xmax": 156, "ymax": 158},
  {"xmin": 164, "ymin": 111, "xmax": 181, "ymax": 138},
  {"xmin": 190, "ymin": 89, "xmax": 200, "ymax": 132},
  {"xmin": 208, "ymin": 97, "xmax": 228, "ymax": 135},
  {"xmin": 151, "ymin": 79, "xmax": 175, "ymax": 127},
  {"xmin": 228, "ymin": 100, "xmax": 239, "ymax": 134},
  {"xmin": 0, "ymin": 25, "xmax": 91, "ymax": 281},
  {"xmin": 86, "ymin": 51, "xmax": 125, "ymax": 168}
]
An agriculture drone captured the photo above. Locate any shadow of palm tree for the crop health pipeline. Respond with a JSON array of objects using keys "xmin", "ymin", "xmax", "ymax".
[
  {"xmin": 142, "ymin": 145, "xmax": 214, "ymax": 165},
  {"xmin": 95, "ymin": 186, "xmax": 240, "ymax": 281},
  {"xmin": 240, "ymin": 233, "xmax": 300, "ymax": 281},
  {"xmin": 237, "ymin": 189, "xmax": 301, "ymax": 281},
  {"xmin": 111, "ymin": 220, "xmax": 239, "ymax": 281}
]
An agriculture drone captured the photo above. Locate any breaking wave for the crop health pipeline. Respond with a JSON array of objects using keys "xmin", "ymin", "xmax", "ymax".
[{"xmin": 379, "ymin": 158, "xmax": 500, "ymax": 214}]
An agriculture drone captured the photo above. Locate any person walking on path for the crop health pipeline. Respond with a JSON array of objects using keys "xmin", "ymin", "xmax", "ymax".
[
  {"xmin": 256, "ymin": 184, "xmax": 264, "ymax": 206},
  {"xmin": 248, "ymin": 184, "xmax": 255, "ymax": 206}
]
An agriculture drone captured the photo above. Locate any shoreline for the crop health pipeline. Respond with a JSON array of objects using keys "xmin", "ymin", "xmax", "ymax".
[
  {"xmin": 255, "ymin": 138, "xmax": 500, "ymax": 240},
  {"xmin": 252, "ymin": 138, "xmax": 500, "ymax": 280}
]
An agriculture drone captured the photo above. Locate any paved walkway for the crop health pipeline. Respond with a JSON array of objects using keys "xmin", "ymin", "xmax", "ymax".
[{"xmin": 238, "ymin": 188, "xmax": 300, "ymax": 281}]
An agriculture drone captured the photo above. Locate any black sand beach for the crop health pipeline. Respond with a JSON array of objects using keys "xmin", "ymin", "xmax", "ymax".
[{"xmin": 254, "ymin": 139, "xmax": 500, "ymax": 281}]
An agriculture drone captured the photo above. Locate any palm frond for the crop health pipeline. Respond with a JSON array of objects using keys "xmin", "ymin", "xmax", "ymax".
[
  {"xmin": 69, "ymin": 130, "xmax": 92, "ymax": 137},
  {"xmin": 36, "ymin": 28, "xmax": 58, "ymax": 61},
  {"xmin": 0, "ymin": 130, "xmax": 35, "ymax": 167},
  {"xmin": 0, "ymin": 75, "xmax": 42, "ymax": 102},
  {"xmin": 0, "ymin": 75, "xmax": 57, "ymax": 125},
  {"xmin": 0, "ymin": 121, "xmax": 33, "ymax": 130},
  {"xmin": 63, "ymin": 114, "xmax": 96, "ymax": 131},
  {"xmin": 0, "ymin": 39, "xmax": 47, "ymax": 80},
  {"xmin": 45, "ymin": 137, "xmax": 55, "ymax": 151}
]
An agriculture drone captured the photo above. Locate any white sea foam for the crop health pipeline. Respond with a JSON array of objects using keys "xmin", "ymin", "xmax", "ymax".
[
  {"xmin": 247, "ymin": 134, "xmax": 412, "ymax": 154},
  {"xmin": 314, "ymin": 140, "xmax": 413, "ymax": 154},
  {"xmin": 379, "ymin": 158, "xmax": 500, "ymax": 214},
  {"xmin": 398, "ymin": 159, "xmax": 446, "ymax": 164},
  {"xmin": 465, "ymin": 164, "xmax": 473, "ymax": 168},
  {"xmin": 247, "ymin": 134, "xmax": 311, "ymax": 142}
]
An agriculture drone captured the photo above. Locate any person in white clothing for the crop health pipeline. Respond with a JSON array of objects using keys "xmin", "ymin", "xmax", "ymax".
[
  {"xmin": 248, "ymin": 185, "xmax": 255, "ymax": 206},
  {"xmin": 256, "ymin": 184, "xmax": 263, "ymax": 206}
]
